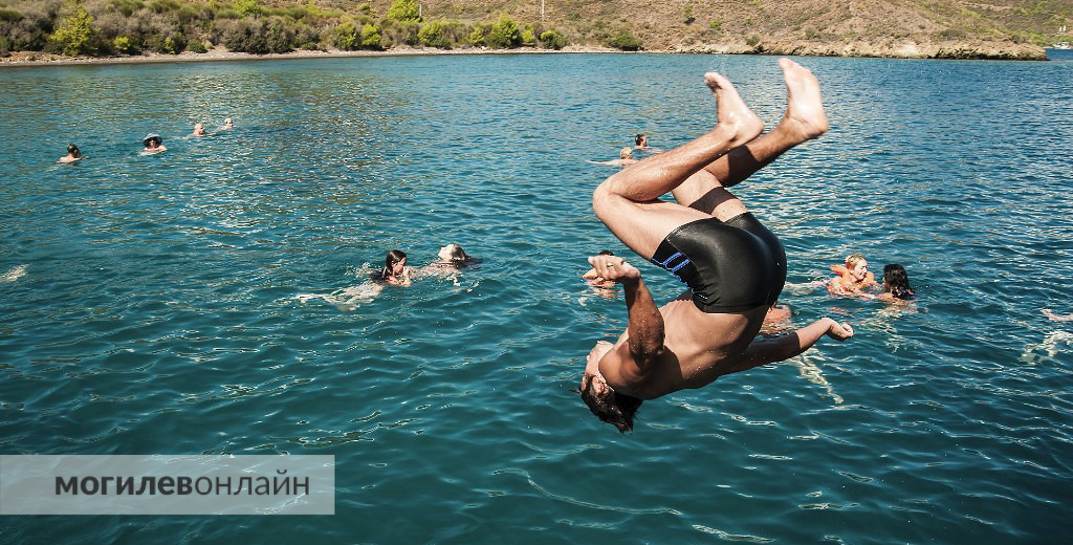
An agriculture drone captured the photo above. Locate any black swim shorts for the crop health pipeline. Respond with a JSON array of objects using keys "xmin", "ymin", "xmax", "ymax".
[{"xmin": 649, "ymin": 213, "xmax": 786, "ymax": 313}]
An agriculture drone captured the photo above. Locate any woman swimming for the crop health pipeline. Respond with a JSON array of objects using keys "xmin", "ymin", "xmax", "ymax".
[
  {"xmin": 828, "ymin": 253, "xmax": 876, "ymax": 296},
  {"xmin": 873, "ymin": 263, "xmax": 915, "ymax": 303},
  {"xmin": 378, "ymin": 249, "xmax": 412, "ymax": 286},
  {"xmin": 58, "ymin": 144, "xmax": 82, "ymax": 164},
  {"xmin": 142, "ymin": 134, "xmax": 167, "ymax": 155}
]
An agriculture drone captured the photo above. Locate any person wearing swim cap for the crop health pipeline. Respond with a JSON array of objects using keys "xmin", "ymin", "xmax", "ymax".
[
  {"xmin": 58, "ymin": 144, "xmax": 83, "ymax": 164},
  {"xmin": 580, "ymin": 59, "xmax": 853, "ymax": 433},
  {"xmin": 142, "ymin": 134, "xmax": 166, "ymax": 154}
]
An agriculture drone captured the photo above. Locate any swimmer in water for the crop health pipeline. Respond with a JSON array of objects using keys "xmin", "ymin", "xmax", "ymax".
[
  {"xmin": 828, "ymin": 254, "xmax": 876, "ymax": 296},
  {"xmin": 378, "ymin": 249, "xmax": 412, "ymax": 286},
  {"xmin": 58, "ymin": 144, "xmax": 82, "ymax": 164},
  {"xmin": 580, "ymin": 59, "xmax": 853, "ymax": 432},
  {"xmin": 1043, "ymin": 309, "xmax": 1073, "ymax": 322},
  {"xmin": 590, "ymin": 147, "xmax": 639, "ymax": 168},
  {"xmin": 192, "ymin": 123, "xmax": 207, "ymax": 137},
  {"xmin": 219, "ymin": 117, "xmax": 234, "ymax": 131},
  {"xmin": 582, "ymin": 250, "xmax": 618, "ymax": 290},
  {"xmin": 142, "ymin": 134, "xmax": 166, "ymax": 154},
  {"xmin": 418, "ymin": 243, "xmax": 476, "ymax": 277},
  {"xmin": 873, "ymin": 263, "xmax": 914, "ymax": 303},
  {"xmin": 635, "ymin": 133, "xmax": 649, "ymax": 150}
]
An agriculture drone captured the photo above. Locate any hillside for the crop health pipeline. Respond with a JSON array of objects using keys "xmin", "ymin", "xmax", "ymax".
[{"xmin": 1, "ymin": 0, "xmax": 1070, "ymax": 62}]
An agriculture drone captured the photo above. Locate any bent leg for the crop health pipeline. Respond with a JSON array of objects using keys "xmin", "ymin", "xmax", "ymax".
[
  {"xmin": 594, "ymin": 73, "xmax": 762, "ymax": 258},
  {"xmin": 672, "ymin": 59, "xmax": 829, "ymax": 214}
]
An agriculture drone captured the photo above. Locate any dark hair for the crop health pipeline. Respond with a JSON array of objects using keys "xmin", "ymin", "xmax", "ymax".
[
  {"xmin": 598, "ymin": 250, "xmax": 614, "ymax": 256},
  {"xmin": 882, "ymin": 264, "xmax": 914, "ymax": 299},
  {"xmin": 380, "ymin": 249, "xmax": 407, "ymax": 280},
  {"xmin": 635, "ymin": 133, "xmax": 646, "ymax": 146},
  {"xmin": 580, "ymin": 380, "xmax": 643, "ymax": 433},
  {"xmin": 67, "ymin": 144, "xmax": 81, "ymax": 158}
]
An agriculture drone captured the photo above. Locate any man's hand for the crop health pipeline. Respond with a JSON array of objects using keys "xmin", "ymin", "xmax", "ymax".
[
  {"xmin": 588, "ymin": 255, "xmax": 641, "ymax": 284},
  {"xmin": 824, "ymin": 318, "xmax": 854, "ymax": 341}
]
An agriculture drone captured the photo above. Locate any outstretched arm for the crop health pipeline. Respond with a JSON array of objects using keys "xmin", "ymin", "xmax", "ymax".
[{"xmin": 724, "ymin": 318, "xmax": 853, "ymax": 375}]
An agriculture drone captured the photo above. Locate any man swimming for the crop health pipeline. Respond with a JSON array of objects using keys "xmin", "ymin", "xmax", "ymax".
[
  {"xmin": 580, "ymin": 59, "xmax": 854, "ymax": 432},
  {"xmin": 192, "ymin": 123, "xmax": 207, "ymax": 137}
]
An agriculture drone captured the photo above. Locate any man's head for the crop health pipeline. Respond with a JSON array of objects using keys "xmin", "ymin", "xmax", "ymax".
[
  {"xmin": 579, "ymin": 372, "xmax": 642, "ymax": 432},
  {"xmin": 635, "ymin": 133, "xmax": 648, "ymax": 147},
  {"xmin": 580, "ymin": 343, "xmax": 642, "ymax": 432}
]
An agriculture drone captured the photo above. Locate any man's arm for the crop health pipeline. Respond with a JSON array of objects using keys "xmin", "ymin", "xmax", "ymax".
[
  {"xmin": 724, "ymin": 317, "xmax": 853, "ymax": 375},
  {"xmin": 588, "ymin": 255, "xmax": 664, "ymax": 371},
  {"xmin": 621, "ymin": 277, "xmax": 665, "ymax": 368}
]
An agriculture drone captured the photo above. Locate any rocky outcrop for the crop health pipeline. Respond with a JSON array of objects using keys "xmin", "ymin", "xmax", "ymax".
[{"xmin": 673, "ymin": 39, "xmax": 1046, "ymax": 60}]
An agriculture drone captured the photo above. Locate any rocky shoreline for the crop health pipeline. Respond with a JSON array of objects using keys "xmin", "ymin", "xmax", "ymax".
[{"xmin": 0, "ymin": 40, "xmax": 1047, "ymax": 68}]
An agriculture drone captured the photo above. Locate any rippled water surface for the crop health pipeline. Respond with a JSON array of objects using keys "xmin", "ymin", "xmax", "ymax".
[{"xmin": 2, "ymin": 53, "xmax": 1072, "ymax": 544}]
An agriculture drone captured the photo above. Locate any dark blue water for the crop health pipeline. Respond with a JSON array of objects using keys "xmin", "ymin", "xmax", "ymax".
[{"xmin": 1, "ymin": 53, "xmax": 1071, "ymax": 544}]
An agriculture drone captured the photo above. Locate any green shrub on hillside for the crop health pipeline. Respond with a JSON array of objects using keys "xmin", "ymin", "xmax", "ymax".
[
  {"xmin": 465, "ymin": 22, "xmax": 489, "ymax": 46},
  {"xmin": 708, "ymin": 20, "xmax": 722, "ymax": 32},
  {"xmin": 188, "ymin": 39, "xmax": 208, "ymax": 53},
  {"xmin": 745, "ymin": 33, "xmax": 760, "ymax": 46},
  {"xmin": 539, "ymin": 29, "xmax": 565, "ymax": 49},
  {"xmin": 418, "ymin": 19, "xmax": 464, "ymax": 49},
  {"xmin": 113, "ymin": 34, "xmax": 136, "ymax": 53},
  {"xmin": 380, "ymin": 17, "xmax": 418, "ymax": 47},
  {"xmin": 234, "ymin": 0, "xmax": 261, "ymax": 18},
  {"xmin": 607, "ymin": 29, "xmax": 641, "ymax": 51},
  {"xmin": 486, "ymin": 15, "xmax": 520, "ymax": 48},
  {"xmin": 48, "ymin": 4, "xmax": 97, "ymax": 56},
  {"xmin": 386, "ymin": 0, "xmax": 419, "ymax": 22},
  {"xmin": 360, "ymin": 23, "xmax": 382, "ymax": 49}
]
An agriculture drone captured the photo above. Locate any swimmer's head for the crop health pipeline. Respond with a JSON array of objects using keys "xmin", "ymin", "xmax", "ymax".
[
  {"xmin": 381, "ymin": 249, "xmax": 407, "ymax": 279},
  {"xmin": 67, "ymin": 144, "xmax": 81, "ymax": 158},
  {"xmin": 845, "ymin": 254, "xmax": 868, "ymax": 281},
  {"xmin": 437, "ymin": 243, "xmax": 471, "ymax": 264},
  {"xmin": 635, "ymin": 133, "xmax": 647, "ymax": 147},
  {"xmin": 143, "ymin": 134, "xmax": 162, "ymax": 148},
  {"xmin": 224, "ymin": 117, "xmax": 233, "ymax": 127},
  {"xmin": 598, "ymin": 250, "xmax": 614, "ymax": 256},
  {"xmin": 580, "ymin": 372, "xmax": 642, "ymax": 433},
  {"xmin": 194, "ymin": 123, "xmax": 205, "ymax": 132},
  {"xmin": 882, "ymin": 263, "xmax": 913, "ymax": 299},
  {"xmin": 619, "ymin": 147, "xmax": 633, "ymax": 160}
]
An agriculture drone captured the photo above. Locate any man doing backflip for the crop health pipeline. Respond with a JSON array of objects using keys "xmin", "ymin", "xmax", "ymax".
[{"xmin": 581, "ymin": 59, "xmax": 854, "ymax": 432}]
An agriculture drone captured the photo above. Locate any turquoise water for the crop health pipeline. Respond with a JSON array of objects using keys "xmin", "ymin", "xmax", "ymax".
[{"xmin": 1, "ymin": 53, "xmax": 1072, "ymax": 544}]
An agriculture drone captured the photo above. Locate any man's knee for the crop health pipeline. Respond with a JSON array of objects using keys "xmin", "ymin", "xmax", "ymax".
[{"xmin": 592, "ymin": 180, "xmax": 618, "ymax": 223}]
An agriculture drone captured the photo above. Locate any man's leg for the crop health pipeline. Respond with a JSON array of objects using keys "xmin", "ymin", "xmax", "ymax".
[
  {"xmin": 592, "ymin": 73, "xmax": 763, "ymax": 259},
  {"xmin": 671, "ymin": 59, "xmax": 829, "ymax": 219}
]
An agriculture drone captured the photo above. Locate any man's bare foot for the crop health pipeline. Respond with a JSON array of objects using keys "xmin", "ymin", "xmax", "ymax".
[
  {"xmin": 704, "ymin": 72, "xmax": 763, "ymax": 145},
  {"xmin": 776, "ymin": 58, "xmax": 828, "ymax": 142}
]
